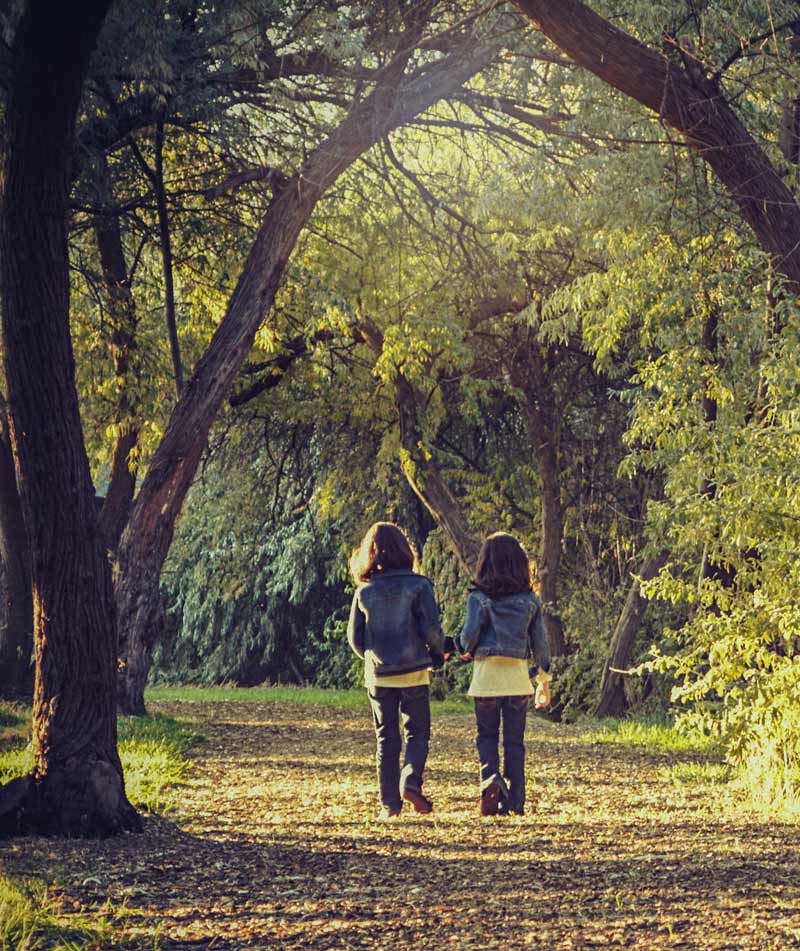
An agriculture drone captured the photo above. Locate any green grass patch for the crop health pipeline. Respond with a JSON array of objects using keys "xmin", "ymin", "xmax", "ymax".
[
  {"xmin": 0, "ymin": 702, "xmax": 29, "ymax": 751},
  {"xmin": 0, "ymin": 710, "xmax": 199, "ymax": 813},
  {"xmin": 0, "ymin": 702, "xmax": 32, "ymax": 784},
  {"xmin": 146, "ymin": 683, "xmax": 471, "ymax": 715},
  {"xmin": 730, "ymin": 751, "xmax": 800, "ymax": 821},
  {"xmin": 0, "ymin": 875, "xmax": 159, "ymax": 951},
  {"xmin": 0, "ymin": 702, "xmax": 26, "ymax": 731},
  {"xmin": 578, "ymin": 716, "xmax": 721, "ymax": 756},
  {"xmin": 0, "ymin": 743, "xmax": 32, "ymax": 785},
  {"xmin": 0, "ymin": 713, "xmax": 192, "ymax": 950},
  {"xmin": 659, "ymin": 761, "xmax": 732, "ymax": 786},
  {"xmin": 147, "ymin": 683, "xmax": 369, "ymax": 708},
  {"xmin": 118, "ymin": 713, "xmax": 199, "ymax": 812}
]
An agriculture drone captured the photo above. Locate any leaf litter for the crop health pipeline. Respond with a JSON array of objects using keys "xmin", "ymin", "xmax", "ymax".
[{"xmin": 2, "ymin": 698, "xmax": 799, "ymax": 949}]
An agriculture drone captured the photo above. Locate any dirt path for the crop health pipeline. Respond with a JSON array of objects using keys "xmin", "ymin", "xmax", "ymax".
[{"xmin": 4, "ymin": 699, "xmax": 800, "ymax": 949}]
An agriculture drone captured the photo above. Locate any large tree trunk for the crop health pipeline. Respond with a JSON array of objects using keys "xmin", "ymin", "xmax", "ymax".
[
  {"xmin": 115, "ymin": 28, "xmax": 501, "ymax": 715},
  {"xmin": 595, "ymin": 552, "xmax": 667, "ymax": 718},
  {"xmin": 0, "ymin": 403, "xmax": 32, "ymax": 700},
  {"xmin": 0, "ymin": 0, "xmax": 140, "ymax": 836},
  {"xmin": 514, "ymin": 0, "xmax": 800, "ymax": 290}
]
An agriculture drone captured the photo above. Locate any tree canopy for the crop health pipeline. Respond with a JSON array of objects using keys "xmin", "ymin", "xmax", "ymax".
[{"xmin": 1, "ymin": 0, "xmax": 799, "ymax": 832}]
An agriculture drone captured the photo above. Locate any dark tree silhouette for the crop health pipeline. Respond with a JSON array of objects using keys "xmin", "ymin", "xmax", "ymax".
[{"xmin": 0, "ymin": 0, "xmax": 140, "ymax": 837}]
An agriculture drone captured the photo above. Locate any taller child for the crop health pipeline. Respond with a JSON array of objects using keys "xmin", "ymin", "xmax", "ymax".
[{"xmin": 347, "ymin": 522, "xmax": 447, "ymax": 820}]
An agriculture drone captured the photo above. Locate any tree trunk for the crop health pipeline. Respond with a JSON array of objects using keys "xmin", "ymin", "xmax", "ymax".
[
  {"xmin": 514, "ymin": 0, "xmax": 800, "ymax": 289},
  {"xmin": 0, "ymin": 404, "xmax": 32, "ymax": 700},
  {"xmin": 396, "ymin": 377, "xmax": 482, "ymax": 572},
  {"xmin": 595, "ymin": 552, "xmax": 668, "ymax": 718},
  {"xmin": 0, "ymin": 0, "xmax": 140, "ymax": 837},
  {"xmin": 356, "ymin": 315, "xmax": 482, "ymax": 573},
  {"xmin": 114, "ymin": 31, "xmax": 501, "ymax": 715},
  {"xmin": 514, "ymin": 345, "xmax": 567, "ymax": 656}
]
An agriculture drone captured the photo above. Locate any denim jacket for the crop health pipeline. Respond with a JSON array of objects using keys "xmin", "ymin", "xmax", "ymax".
[
  {"xmin": 456, "ymin": 589, "xmax": 551, "ymax": 672},
  {"xmin": 347, "ymin": 569, "xmax": 445, "ymax": 676}
]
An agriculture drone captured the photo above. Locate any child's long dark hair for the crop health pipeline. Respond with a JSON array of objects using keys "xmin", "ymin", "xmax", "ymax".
[
  {"xmin": 472, "ymin": 532, "xmax": 532, "ymax": 598},
  {"xmin": 350, "ymin": 522, "xmax": 417, "ymax": 583}
]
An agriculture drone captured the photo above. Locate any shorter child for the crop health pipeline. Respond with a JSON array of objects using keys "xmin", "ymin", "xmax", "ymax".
[
  {"xmin": 347, "ymin": 522, "xmax": 447, "ymax": 820},
  {"xmin": 457, "ymin": 532, "xmax": 551, "ymax": 816}
]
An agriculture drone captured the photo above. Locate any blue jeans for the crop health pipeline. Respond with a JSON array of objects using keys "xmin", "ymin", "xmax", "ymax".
[
  {"xmin": 474, "ymin": 695, "xmax": 529, "ymax": 814},
  {"xmin": 367, "ymin": 684, "xmax": 431, "ymax": 809}
]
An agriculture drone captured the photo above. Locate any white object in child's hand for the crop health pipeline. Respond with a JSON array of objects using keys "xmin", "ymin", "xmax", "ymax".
[{"xmin": 534, "ymin": 673, "xmax": 552, "ymax": 710}]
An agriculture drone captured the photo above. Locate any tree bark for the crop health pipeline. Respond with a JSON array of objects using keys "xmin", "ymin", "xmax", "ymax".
[
  {"xmin": 115, "ymin": 28, "xmax": 501, "ymax": 715},
  {"xmin": 515, "ymin": 353, "xmax": 567, "ymax": 657},
  {"xmin": 514, "ymin": 0, "xmax": 800, "ymax": 289},
  {"xmin": 0, "ymin": 0, "xmax": 140, "ymax": 836},
  {"xmin": 595, "ymin": 552, "xmax": 668, "ymax": 718},
  {"xmin": 396, "ymin": 376, "xmax": 482, "ymax": 573},
  {"xmin": 0, "ymin": 402, "xmax": 32, "ymax": 700}
]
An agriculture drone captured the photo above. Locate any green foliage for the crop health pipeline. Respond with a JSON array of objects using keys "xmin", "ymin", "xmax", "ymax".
[
  {"xmin": 620, "ymin": 276, "xmax": 800, "ymax": 809},
  {"xmin": 555, "ymin": 589, "xmax": 622, "ymax": 721},
  {"xmin": 312, "ymin": 615, "xmax": 363, "ymax": 690},
  {"xmin": 51, "ymin": 0, "xmax": 800, "ymax": 808},
  {"xmin": 157, "ymin": 425, "xmax": 350, "ymax": 687},
  {"xmin": 421, "ymin": 530, "xmax": 471, "ymax": 643}
]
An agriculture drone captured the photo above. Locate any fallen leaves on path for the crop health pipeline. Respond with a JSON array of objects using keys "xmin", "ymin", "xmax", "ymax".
[{"xmin": 3, "ymin": 698, "xmax": 799, "ymax": 949}]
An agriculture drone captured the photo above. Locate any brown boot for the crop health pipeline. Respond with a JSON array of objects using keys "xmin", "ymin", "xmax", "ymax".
[
  {"xmin": 402, "ymin": 787, "xmax": 433, "ymax": 814},
  {"xmin": 480, "ymin": 778, "xmax": 507, "ymax": 817}
]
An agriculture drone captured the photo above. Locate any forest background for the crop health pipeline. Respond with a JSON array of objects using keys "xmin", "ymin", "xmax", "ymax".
[{"xmin": 0, "ymin": 0, "xmax": 799, "ymax": 830}]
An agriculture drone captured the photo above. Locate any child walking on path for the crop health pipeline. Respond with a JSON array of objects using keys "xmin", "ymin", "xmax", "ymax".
[
  {"xmin": 347, "ymin": 522, "xmax": 448, "ymax": 820},
  {"xmin": 457, "ymin": 532, "xmax": 552, "ymax": 816}
]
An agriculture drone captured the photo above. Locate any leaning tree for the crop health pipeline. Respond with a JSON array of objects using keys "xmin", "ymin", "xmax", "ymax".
[{"xmin": 109, "ymin": 1, "xmax": 511, "ymax": 714}]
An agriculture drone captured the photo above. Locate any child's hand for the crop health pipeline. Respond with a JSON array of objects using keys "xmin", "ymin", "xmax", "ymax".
[
  {"xmin": 534, "ymin": 679, "xmax": 551, "ymax": 710},
  {"xmin": 460, "ymin": 653, "xmax": 472, "ymax": 662}
]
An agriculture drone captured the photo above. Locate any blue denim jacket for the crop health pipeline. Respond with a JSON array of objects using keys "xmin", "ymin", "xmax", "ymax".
[
  {"xmin": 347, "ymin": 569, "xmax": 445, "ymax": 676},
  {"xmin": 456, "ymin": 589, "xmax": 551, "ymax": 672}
]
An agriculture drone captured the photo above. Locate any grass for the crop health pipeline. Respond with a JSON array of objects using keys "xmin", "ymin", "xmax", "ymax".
[
  {"xmin": 0, "ymin": 701, "xmax": 31, "ymax": 784},
  {"xmin": 118, "ymin": 713, "xmax": 199, "ymax": 812},
  {"xmin": 146, "ymin": 683, "xmax": 472, "ymax": 715},
  {"xmin": 0, "ymin": 876, "xmax": 159, "ymax": 951},
  {"xmin": 576, "ymin": 715, "xmax": 721, "ymax": 756},
  {"xmin": 0, "ymin": 708, "xmax": 194, "ymax": 950},
  {"xmin": 0, "ymin": 706, "xmax": 199, "ymax": 812},
  {"xmin": 0, "ymin": 704, "xmax": 25, "ymax": 730}
]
